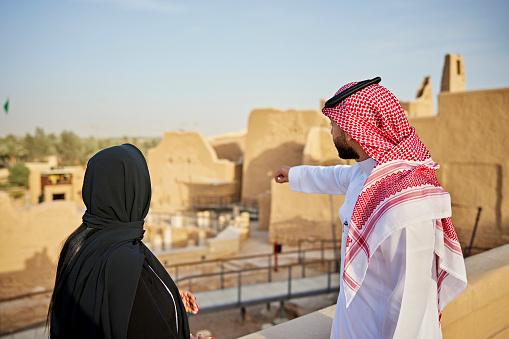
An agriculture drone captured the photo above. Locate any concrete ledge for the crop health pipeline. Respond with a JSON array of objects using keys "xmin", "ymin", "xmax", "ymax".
[
  {"xmin": 238, "ymin": 304, "xmax": 336, "ymax": 339},
  {"xmin": 441, "ymin": 244, "xmax": 509, "ymax": 338},
  {"xmin": 240, "ymin": 244, "xmax": 509, "ymax": 339}
]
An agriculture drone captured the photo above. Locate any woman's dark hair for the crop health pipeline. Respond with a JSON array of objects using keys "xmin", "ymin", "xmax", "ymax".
[{"xmin": 46, "ymin": 224, "xmax": 99, "ymax": 328}]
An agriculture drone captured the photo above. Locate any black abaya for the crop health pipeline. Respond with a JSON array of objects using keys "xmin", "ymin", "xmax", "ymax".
[{"xmin": 50, "ymin": 144, "xmax": 190, "ymax": 339}]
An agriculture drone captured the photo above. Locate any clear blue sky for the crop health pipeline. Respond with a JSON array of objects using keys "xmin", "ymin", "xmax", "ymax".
[{"xmin": 1, "ymin": 0, "xmax": 508, "ymax": 138}]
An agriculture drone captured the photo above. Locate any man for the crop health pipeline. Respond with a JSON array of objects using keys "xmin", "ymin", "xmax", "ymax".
[{"xmin": 274, "ymin": 77, "xmax": 467, "ymax": 338}]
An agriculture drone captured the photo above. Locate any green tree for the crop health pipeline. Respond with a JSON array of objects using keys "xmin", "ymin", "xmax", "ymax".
[
  {"xmin": 0, "ymin": 134, "xmax": 27, "ymax": 165},
  {"xmin": 8, "ymin": 162, "xmax": 29, "ymax": 187},
  {"xmin": 57, "ymin": 131, "xmax": 84, "ymax": 165},
  {"xmin": 82, "ymin": 136, "xmax": 99, "ymax": 164},
  {"xmin": 24, "ymin": 127, "xmax": 50, "ymax": 161},
  {"xmin": 46, "ymin": 133, "xmax": 58, "ymax": 156}
]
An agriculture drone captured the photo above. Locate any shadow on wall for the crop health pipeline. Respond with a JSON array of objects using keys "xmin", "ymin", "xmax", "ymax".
[
  {"xmin": 243, "ymin": 141, "xmax": 304, "ymax": 201},
  {"xmin": 0, "ymin": 247, "xmax": 55, "ymax": 300},
  {"xmin": 25, "ymin": 247, "xmax": 54, "ymax": 272},
  {"xmin": 0, "ymin": 247, "xmax": 57, "ymax": 334},
  {"xmin": 213, "ymin": 142, "xmax": 244, "ymax": 163},
  {"xmin": 442, "ymin": 163, "xmax": 504, "ymax": 253}
]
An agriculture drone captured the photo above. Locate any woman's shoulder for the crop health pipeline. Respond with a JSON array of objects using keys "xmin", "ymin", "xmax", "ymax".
[{"xmin": 105, "ymin": 242, "xmax": 145, "ymax": 271}]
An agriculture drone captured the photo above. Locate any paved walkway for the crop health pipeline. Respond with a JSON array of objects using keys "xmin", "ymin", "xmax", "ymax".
[{"xmin": 195, "ymin": 273, "xmax": 340, "ymax": 313}]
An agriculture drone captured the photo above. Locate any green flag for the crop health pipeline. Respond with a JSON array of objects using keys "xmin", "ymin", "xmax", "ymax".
[{"xmin": 3, "ymin": 98, "xmax": 8, "ymax": 114}]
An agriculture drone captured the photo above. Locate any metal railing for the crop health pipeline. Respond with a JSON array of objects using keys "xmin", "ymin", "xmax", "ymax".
[
  {"xmin": 451, "ymin": 203, "xmax": 483, "ymax": 257},
  {"xmin": 1, "ymin": 242, "xmax": 340, "ymax": 309},
  {"xmin": 167, "ymin": 244, "xmax": 340, "ymax": 292},
  {"xmin": 177, "ymin": 257, "xmax": 338, "ymax": 290},
  {"xmin": 297, "ymin": 238, "xmax": 341, "ymax": 264},
  {"xmin": 175, "ymin": 258, "xmax": 340, "ymax": 312}
]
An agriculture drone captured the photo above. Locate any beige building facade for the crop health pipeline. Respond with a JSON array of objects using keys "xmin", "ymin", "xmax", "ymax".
[
  {"xmin": 241, "ymin": 108, "xmax": 330, "ymax": 202},
  {"xmin": 400, "ymin": 75, "xmax": 435, "ymax": 118},
  {"xmin": 147, "ymin": 131, "xmax": 241, "ymax": 210},
  {"xmin": 0, "ymin": 192, "xmax": 82, "ymax": 274},
  {"xmin": 412, "ymin": 86, "xmax": 509, "ymax": 249},
  {"xmin": 27, "ymin": 163, "xmax": 85, "ymax": 206}
]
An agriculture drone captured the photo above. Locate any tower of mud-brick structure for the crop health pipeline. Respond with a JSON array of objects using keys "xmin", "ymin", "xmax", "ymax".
[{"xmin": 441, "ymin": 54, "xmax": 466, "ymax": 93}]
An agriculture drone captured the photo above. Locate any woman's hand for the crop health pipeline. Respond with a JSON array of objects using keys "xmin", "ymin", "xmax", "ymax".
[
  {"xmin": 180, "ymin": 290, "xmax": 199, "ymax": 314},
  {"xmin": 190, "ymin": 333, "xmax": 214, "ymax": 339}
]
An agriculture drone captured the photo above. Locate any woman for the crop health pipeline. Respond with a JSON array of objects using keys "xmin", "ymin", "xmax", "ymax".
[{"xmin": 48, "ymin": 144, "xmax": 199, "ymax": 339}]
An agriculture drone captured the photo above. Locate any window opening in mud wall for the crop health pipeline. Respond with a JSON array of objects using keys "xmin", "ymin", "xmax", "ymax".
[{"xmin": 53, "ymin": 193, "xmax": 65, "ymax": 200}]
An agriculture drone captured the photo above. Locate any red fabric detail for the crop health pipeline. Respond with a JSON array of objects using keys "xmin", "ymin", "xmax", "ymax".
[
  {"xmin": 323, "ymin": 82, "xmax": 429, "ymax": 163},
  {"xmin": 322, "ymin": 81, "xmax": 464, "ymax": 318}
]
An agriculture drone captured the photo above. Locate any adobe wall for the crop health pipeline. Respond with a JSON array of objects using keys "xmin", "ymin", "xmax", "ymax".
[
  {"xmin": 301, "ymin": 127, "xmax": 345, "ymax": 166},
  {"xmin": 241, "ymin": 108, "xmax": 330, "ymax": 201},
  {"xmin": 441, "ymin": 54, "xmax": 466, "ymax": 93},
  {"xmin": 268, "ymin": 127, "xmax": 350, "ymax": 245},
  {"xmin": 0, "ymin": 191, "xmax": 82, "ymax": 274},
  {"xmin": 410, "ymin": 87, "xmax": 509, "ymax": 249},
  {"xmin": 400, "ymin": 76, "xmax": 434, "ymax": 118},
  {"xmin": 0, "ymin": 192, "xmax": 82, "ymax": 333},
  {"xmin": 240, "ymin": 243, "xmax": 509, "ymax": 339},
  {"xmin": 269, "ymin": 179, "xmax": 345, "ymax": 246},
  {"xmin": 154, "ymin": 225, "xmax": 247, "ymax": 266},
  {"xmin": 268, "ymin": 86, "xmax": 509, "ymax": 250},
  {"xmin": 147, "ymin": 131, "xmax": 239, "ymax": 209},
  {"xmin": 207, "ymin": 129, "xmax": 247, "ymax": 164}
]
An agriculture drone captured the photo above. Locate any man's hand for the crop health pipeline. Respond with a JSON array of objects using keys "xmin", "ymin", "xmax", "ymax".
[{"xmin": 274, "ymin": 166, "xmax": 291, "ymax": 183}]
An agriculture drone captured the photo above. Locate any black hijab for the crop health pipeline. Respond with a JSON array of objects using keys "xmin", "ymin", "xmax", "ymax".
[{"xmin": 50, "ymin": 144, "xmax": 190, "ymax": 339}]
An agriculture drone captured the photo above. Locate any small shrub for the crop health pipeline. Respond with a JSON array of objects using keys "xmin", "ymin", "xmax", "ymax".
[{"xmin": 8, "ymin": 163, "xmax": 29, "ymax": 188}]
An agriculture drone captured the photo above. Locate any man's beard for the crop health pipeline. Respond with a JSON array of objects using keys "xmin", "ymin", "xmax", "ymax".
[{"xmin": 333, "ymin": 136, "xmax": 359, "ymax": 160}]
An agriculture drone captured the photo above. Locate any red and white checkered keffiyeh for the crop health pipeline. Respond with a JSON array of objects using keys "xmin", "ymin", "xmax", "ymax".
[{"xmin": 322, "ymin": 81, "xmax": 467, "ymax": 316}]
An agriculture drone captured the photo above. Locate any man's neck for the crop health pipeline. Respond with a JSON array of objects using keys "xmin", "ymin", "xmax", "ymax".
[{"xmin": 354, "ymin": 153, "xmax": 370, "ymax": 162}]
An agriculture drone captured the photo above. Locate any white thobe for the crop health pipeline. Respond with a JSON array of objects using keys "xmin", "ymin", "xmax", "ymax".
[{"xmin": 289, "ymin": 158, "xmax": 442, "ymax": 339}]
